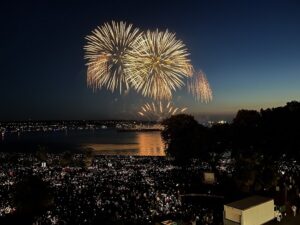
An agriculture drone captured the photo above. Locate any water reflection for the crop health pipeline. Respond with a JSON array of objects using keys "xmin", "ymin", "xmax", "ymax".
[
  {"xmin": 137, "ymin": 132, "xmax": 165, "ymax": 156},
  {"xmin": 0, "ymin": 129, "xmax": 165, "ymax": 156},
  {"xmin": 86, "ymin": 132, "xmax": 165, "ymax": 156}
]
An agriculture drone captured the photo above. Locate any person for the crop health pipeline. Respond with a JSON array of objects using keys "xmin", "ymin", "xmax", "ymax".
[
  {"xmin": 276, "ymin": 214, "xmax": 281, "ymax": 222},
  {"xmin": 291, "ymin": 205, "xmax": 297, "ymax": 217}
]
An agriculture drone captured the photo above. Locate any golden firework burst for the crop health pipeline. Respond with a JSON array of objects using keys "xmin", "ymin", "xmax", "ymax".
[
  {"xmin": 84, "ymin": 21, "xmax": 141, "ymax": 93},
  {"xmin": 125, "ymin": 30, "xmax": 193, "ymax": 100},
  {"xmin": 138, "ymin": 101, "xmax": 188, "ymax": 121}
]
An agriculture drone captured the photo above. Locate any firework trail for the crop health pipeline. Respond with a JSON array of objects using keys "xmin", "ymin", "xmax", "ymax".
[{"xmin": 188, "ymin": 70, "xmax": 213, "ymax": 103}]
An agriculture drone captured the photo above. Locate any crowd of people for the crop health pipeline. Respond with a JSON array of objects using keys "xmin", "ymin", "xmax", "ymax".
[
  {"xmin": 0, "ymin": 153, "xmax": 222, "ymax": 225},
  {"xmin": 1, "ymin": 152, "xmax": 300, "ymax": 224}
]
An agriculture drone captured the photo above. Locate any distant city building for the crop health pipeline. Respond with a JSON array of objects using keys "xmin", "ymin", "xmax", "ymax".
[{"xmin": 206, "ymin": 120, "xmax": 228, "ymax": 127}]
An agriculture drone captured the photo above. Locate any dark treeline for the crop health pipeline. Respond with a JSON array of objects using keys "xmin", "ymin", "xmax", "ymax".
[
  {"xmin": 161, "ymin": 101, "xmax": 300, "ymax": 194},
  {"xmin": 162, "ymin": 101, "xmax": 300, "ymax": 161}
]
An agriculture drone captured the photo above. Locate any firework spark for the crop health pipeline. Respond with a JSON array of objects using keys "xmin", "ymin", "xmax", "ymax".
[
  {"xmin": 188, "ymin": 70, "xmax": 213, "ymax": 103},
  {"xmin": 125, "ymin": 30, "xmax": 193, "ymax": 100},
  {"xmin": 84, "ymin": 21, "xmax": 141, "ymax": 93},
  {"xmin": 138, "ymin": 101, "xmax": 188, "ymax": 121}
]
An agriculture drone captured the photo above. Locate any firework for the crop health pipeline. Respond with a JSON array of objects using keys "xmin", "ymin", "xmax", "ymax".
[
  {"xmin": 138, "ymin": 101, "xmax": 188, "ymax": 121},
  {"xmin": 84, "ymin": 21, "xmax": 141, "ymax": 93},
  {"xmin": 125, "ymin": 30, "xmax": 193, "ymax": 100},
  {"xmin": 188, "ymin": 70, "xmax": 213, "ymax": 103}
]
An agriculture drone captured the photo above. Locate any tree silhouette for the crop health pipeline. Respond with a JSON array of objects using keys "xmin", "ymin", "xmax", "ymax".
[
  {"xmin": 60, "ymin": 151, "xmax": 73, "ymax": 167},
  {"xmin": 12, "ymin": 175, "xmax": 53, "ymax": 224},
  {"xmin": 36, "ymin": 145, "xmax": 48, "ymax": 162},
  {"xmin": 161, "ymin": 114, "xmax": 207, "ymax": 164}
]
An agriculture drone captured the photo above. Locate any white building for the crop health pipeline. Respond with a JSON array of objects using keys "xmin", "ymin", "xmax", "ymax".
[{"xmin": 224, "ymin": 196, "xmax": 275, "ymax": 225}]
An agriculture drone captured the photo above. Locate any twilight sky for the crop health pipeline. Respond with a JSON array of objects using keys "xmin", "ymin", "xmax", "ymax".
[{"xmin": 1, "ymin": 0, "xmax": 300, "ymax": 121}]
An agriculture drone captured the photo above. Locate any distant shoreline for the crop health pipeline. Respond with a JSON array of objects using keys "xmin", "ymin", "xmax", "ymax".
[{"xmin": 0, "ymin": 129, "xmax": 165, "ymax": 156}]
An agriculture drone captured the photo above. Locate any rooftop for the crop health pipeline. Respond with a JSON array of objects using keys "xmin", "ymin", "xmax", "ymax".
[{"xmin": 225, "ymin": 196, "xmax": 273, "ymax": 210}]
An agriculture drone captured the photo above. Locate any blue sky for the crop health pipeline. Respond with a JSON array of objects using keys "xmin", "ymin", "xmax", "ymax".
[{"xmin": 0, "ymin": 0, "xmax": 299, "ymax": 121}]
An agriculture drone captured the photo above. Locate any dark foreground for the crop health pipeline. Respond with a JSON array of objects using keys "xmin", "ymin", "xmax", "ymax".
[
  {"xmin": 0, "ymin": 153, "xmax": 227, "ymax": 225},
  {"xmin": 0, "ymin": 153, "xmax": 300, "ymax": 225}
]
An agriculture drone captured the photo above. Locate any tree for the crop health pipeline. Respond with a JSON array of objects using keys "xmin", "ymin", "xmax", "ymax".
[
  {"xmin": 233, "ymin": 151, "xmax": 279, "ymax": 193},
  {"xmin": 161, "ymin": 114, "xmax": 207, "ymax": 163},
  {"xmin": 83, "ymin": 148, "xmax": 94, "ymax": 167},
  {"xmin": 260, "ymin": 101, "xmax": 300, "ymax": 159},
  {"xmin": 13, "ymin": 175, "xmax": 53, "ymax": 224},
  {"xmin": 233, "ymin": 110, "xmax": 261, "ymax": 127},
  {"xmin": 232, "ymin": 109, "xmax": 262, "ymax": 156},
  {"xmin": 60, "ymin": 151, "xmax": 73, "ymax": 167},
  {"xmin": 36, "ymin": 145, "xmax": 47, "ymax": 162},
  {"xmin": 207, "ymin": 123, "xmax": 232, "ymax": 171}
]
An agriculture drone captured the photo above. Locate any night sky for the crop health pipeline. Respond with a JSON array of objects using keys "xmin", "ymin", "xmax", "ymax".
[{"xmin": 1, "ymin": 0, "xmax": 300, "ymax": 121}]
